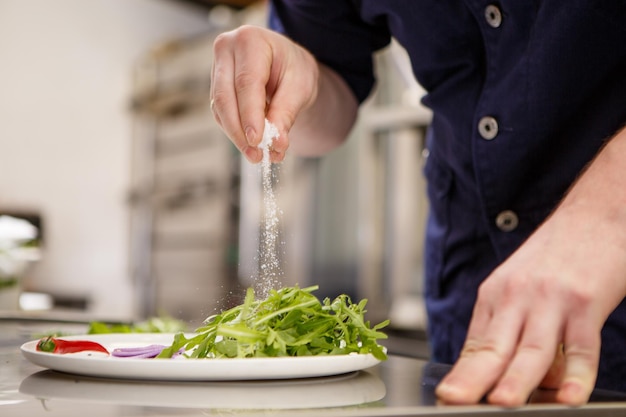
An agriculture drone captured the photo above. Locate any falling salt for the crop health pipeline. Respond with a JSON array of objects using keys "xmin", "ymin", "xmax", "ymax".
[{"xmin": 256, "ymin": 119, "xmax": 282, "ymax": 298}]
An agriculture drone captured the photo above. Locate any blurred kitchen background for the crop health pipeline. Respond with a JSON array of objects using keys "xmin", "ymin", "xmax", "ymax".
[{"xmin": 0, "ymin": 0, "xmax": 431, "ymax": 354}]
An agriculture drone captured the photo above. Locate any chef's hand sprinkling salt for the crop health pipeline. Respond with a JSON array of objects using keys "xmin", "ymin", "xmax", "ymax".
[{"xmin": 211, "ymin": 26, "xmax": 322, "ymax": 165}]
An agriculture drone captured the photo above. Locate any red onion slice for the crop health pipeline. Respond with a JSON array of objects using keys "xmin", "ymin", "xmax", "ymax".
[{"xmin": 112, "ymin": 344, "xmax": 169, "ymax": 358}]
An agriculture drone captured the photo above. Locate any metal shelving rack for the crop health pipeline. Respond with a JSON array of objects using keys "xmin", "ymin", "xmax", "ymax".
[{"xmin": 128, "ymin": 31, "xmax": 240, "ymax": 322}]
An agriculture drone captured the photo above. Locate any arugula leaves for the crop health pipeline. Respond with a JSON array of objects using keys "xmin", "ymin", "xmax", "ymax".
[{"xmin": 158, "ymin": 285, "xmax": 389, "ymax": 360}]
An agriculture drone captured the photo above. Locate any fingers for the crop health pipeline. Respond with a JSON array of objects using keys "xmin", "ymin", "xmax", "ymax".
[
  {"xmin": 212, "ymin": 30, "xmax": 257, "ymax": 161},
  {"xmin": 527, "ymin": 340, "xmax": 596, "ymax": 403},
  {"xmin": 212, "ymin": 27, "xmax": 269, "ymax": 163},
  {"xmin": 486, "ymin": 309, "xmax": 562, "ymax": 405},
  {"xmin": 436, "ymin": 277, "xmax": 601, "ymax": 407},
  {"xmin": 264, "ymin": 46, "xmax": 317, "ymax": 161},
  {"xmin": 232, "ymin": 27, "xmax": 272, "ymax": 150},
  {"xmin": 555, "ymin": 318, "xmax": 600, "ymax": 405},
  {"xmin": 436, "ymin": 280, "xmax": 525, "ymax": 404}
]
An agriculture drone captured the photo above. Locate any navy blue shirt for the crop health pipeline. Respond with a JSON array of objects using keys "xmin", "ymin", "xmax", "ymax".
[{"xmin": 270, "ymin": 1, "xmax": 626, "ymax": 391}]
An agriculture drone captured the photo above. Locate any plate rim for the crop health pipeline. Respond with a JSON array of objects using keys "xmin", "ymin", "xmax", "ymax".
[{"xmin": 20, "ymin": 333, "xmax": 382, "ymax": 381}]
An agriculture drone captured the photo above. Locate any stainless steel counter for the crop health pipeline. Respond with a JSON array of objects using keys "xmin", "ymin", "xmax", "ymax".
[{"xmin": 2, "ymin": 319, "xmax": 626, "ymax": 417}]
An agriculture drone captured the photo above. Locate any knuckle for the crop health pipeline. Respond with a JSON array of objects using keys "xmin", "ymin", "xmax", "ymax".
[
  {"xmin": 564, "ymin": 345, "xmax": 596, "ymax": 362},
  {"xmin": 475, "ymin": 285, "xmax": 491, "ymax": 308},
  {"xmin": 517, "ymin": 341, "xmax": 549, "ymax": 356},
  {"xmin": 235, "ymin": 24, "xmax": 256, "ymax": 37},
  {"xmin": 211, "ymin": 91, "xmax": 228, "ymax": 111},
  {"xmin": 476, "ymin": 279, "xmax": 495, "ymax": 300},
  {"xmin": 476, "ymin": 274, "xmax": 505, "ymax": 303},
  {"xmin": 214, "ymin": 25, "xmax": 259, "ymax": 52},
  {"xmin": 479, "ymin": 270, "xmax": 542, "ymax": 305},
  {"xmin": 565, "ymin": 286, "xmax": 593, "ymax": 308},
  {"xmin": 280, "ymin": 107, "xmax": 298, "ymax": 128},
  {"xmin": 234, "ymin": 70, "xmax": 260, "ymax": 92},
  {"xmin": 460, "ymin": 338, "xmax": 507, "ymax": 362},
  {"xmin": 564, "ymin": 332, "xmax": 601, "ymax": 359},
  {"xmin": 500, "ymin": 273, "xmax": 529, "ymax": 299},
  {"xmin": 231, "ymin": 25, "xmax": 261, "ymax": 50},
  {"xmin": 213, "ymin": 31, "xmax": 231, "ymax": 53}
]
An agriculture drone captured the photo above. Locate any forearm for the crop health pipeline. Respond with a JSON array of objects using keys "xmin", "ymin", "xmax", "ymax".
[
  {"xmin": 561, "ymin": 126, "xmax": 626, "ymax": 211},
  {"xmin": 555, "ymin": 124, "xmax": 626, "ymax": 276},
  {"xmin": 288, "ymin": 63, "xmax": 359, "ymax": 157},
  {"xmin": 547, "ymin": 125, "xmax": 626, "ymax": 313}
]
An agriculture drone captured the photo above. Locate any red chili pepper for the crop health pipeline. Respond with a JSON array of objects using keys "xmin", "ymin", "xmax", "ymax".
[{"xmin": 36, "ymin": 336, "xmax": 110, "ymax": 355}]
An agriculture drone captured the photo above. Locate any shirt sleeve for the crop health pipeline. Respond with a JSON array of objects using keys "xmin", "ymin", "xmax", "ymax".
[{"xmin": 269, "ymin": 0, "xmax": 391, "ymax": 103}]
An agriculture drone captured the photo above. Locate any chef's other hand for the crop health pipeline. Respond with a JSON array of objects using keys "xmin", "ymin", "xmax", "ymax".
[
  {"xmin": 211, "ymin": 25, "xmax": 319, "ymax": 164},
  {"xmin": 435, "ymin": 200, "xmax": 626, "ymax": 407}
]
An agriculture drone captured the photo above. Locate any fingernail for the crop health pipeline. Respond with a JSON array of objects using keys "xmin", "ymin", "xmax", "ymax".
[
  {"xmin": 437, "ymin": 381, "xmax": 482, "ymax": 405},
  {"xmin": 488, "ymin": 388, "xmax": 523, "ymax": 407},
  {"xmin": 436, "ymin": 382, "xmax": 462, "ymax": 400},
  {"xmin": 245, "ymin": 126, "xmax": 256, "ymax": 146},
  {"xmin": 557, "ymin": 381, "xmax": 588, "ymax": 405}
]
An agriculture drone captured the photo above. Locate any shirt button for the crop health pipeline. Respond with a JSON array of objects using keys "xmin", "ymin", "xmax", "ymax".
[
  {"xmin": 485, "ymin": 4, "xmax": 503, "ymax": 28},
  {"xmin": 495, "ymin": 210, "xmax": 519, "ymax": 232},
  {"xmin": 478, "ymin": 116, "xmax": 499, "ymax": 140}
]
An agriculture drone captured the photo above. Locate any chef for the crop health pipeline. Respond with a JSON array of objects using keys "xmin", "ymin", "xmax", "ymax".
[{"xmin": 209, "ymin": 1, "xmax": 626, "ymax": 406}]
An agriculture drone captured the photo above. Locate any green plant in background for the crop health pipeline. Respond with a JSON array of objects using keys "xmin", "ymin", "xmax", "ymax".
[
  {"xmin": 0, "ymin": 277, "xmax": 18, "ymax": 290},
  {"xmin": 88, "ymin": 315, "xmax": 189, "ymax": 334}
]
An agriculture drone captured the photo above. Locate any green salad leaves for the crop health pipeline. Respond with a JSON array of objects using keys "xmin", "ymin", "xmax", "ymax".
[{"xmin": 158, "ymin": 285, "xmax": 389, "ymax": 361}]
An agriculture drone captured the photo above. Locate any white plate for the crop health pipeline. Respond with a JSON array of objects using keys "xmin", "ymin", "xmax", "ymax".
[
  {"xmin": 20, "ymin": 333, "xmax": 382, "ymax": 381},
  {"xmin": 20, "ymin": 368, "xmax": 386, "ymax": 410}
]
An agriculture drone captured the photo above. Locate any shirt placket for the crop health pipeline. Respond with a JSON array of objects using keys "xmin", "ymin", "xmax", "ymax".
[{"xmin": 470, "ymin": 1, "xmax": 521, "ymax": 254}]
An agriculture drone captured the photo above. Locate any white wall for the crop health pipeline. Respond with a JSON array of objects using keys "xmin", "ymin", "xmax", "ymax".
[{"xmin": 0, "ymin": 0, "xmax": 210, "ymax": 318}]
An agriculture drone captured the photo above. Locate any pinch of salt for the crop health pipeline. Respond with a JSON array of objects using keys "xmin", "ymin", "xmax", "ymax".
[{"xmin": 259, "ymin": 119, "xmax": 279, "ymax": 150}]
